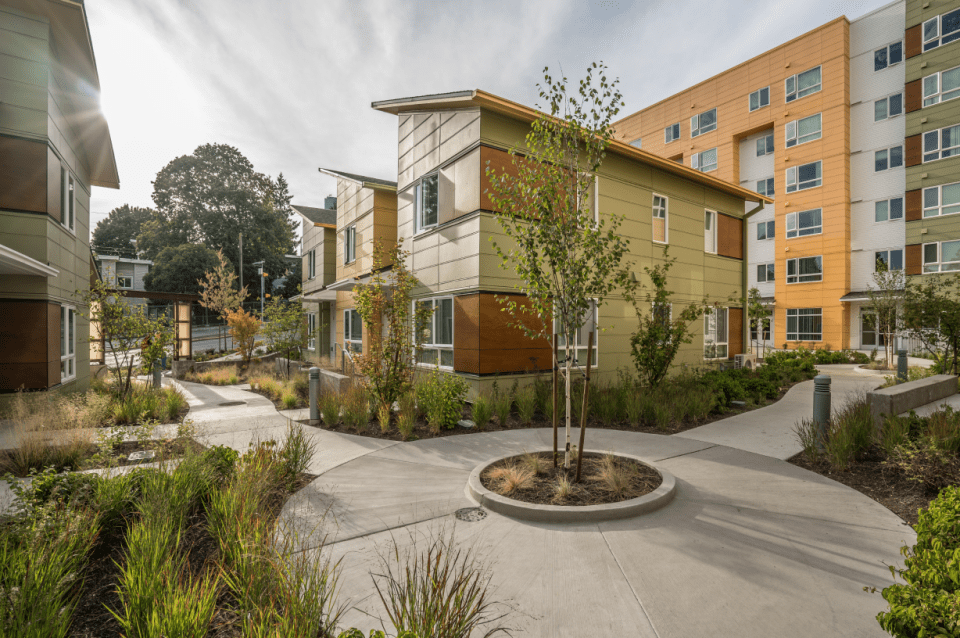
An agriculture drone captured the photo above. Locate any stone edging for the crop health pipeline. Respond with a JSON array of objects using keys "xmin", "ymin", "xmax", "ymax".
[
  {"xmin": 853, "ymin": 364, "xmax": 895, "ymax": 376},
  {"xmin": 465, "ymin": 450, "xmax": 677, "ymax": 523}
]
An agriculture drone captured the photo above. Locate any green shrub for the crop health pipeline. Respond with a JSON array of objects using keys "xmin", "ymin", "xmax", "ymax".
[
  {"xmin": 417, "ymin": 371, "xmax": 468, "ymax": 433},
  {"xmin": 925, "ymin": 406, "xmax": 960, "ymax": 454},
  {"xmin": 823, "ymin": 397, "xmax": 873, "ymax": 470},
  {"xmin": 591, "ymin": 384, "xmax": 624, "ymax": 424},
  {"xmin": 277, "ymin": 423, "xmax": 316, "ymax": 489},
  {"xmin": 624, "ymin": 393, "xmax": 642, "ymax": 427},
  {"xmin": 318, "ymin": 391, "xmax": 342, "ymax": 426},
  {"xmin": 471, "ymin": 394, "xmax": 492, "ymax": 431},
  {"xmin": 397, "ymin": 391, "xmax": 417, "ymax": 441},
  {"xmin": 281, "ymin": 390, "xmax": 299, "ymax": 410},
  {"xmin": 879, "ymin": 414, "xmax": 913, "ymax": 457},
  {"xmin": 889, "ymin": 439, "xmax": 960, "ymax": 491}
]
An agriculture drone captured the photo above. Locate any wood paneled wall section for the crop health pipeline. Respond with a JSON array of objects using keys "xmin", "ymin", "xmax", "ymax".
[
  {"xmin": 479, "ymin": 146, "xmax": 519, "ymax": 211},
  {"xmin": 905, "ymin": 79, "xmax": 922, "ymax": 113},
  {"xmin": 905, "ymin": 24, "xmax": 922, "ymax": 58},
  {"xmin": 46, "ymin": 303, "xmax": 60, "ymax": 387},
  {"xmin": 905, "ymin": 244, "xmax": 922, "ymax": 275},
  {"xmin": 0, "ymin": 301, "xmax": 55, "ymax": 390},
  {"xmin": 0, "ymin": 137, "xmax": 47, "ymax": 214},
  {"xmin": 905, "ymin": 134, "xmax": 923, "ymax": 167},
  {"xmin": 717, "ymin": 213, "xmax": 743, "ymax": 259},
  {"xmin": 728, "ymin": 308, "xmax": 743, "ymax": 357},
  {"xmin": 454, "ymin": 293, "xmax": 551, "ymax": 374},
  {"xmin": 906, "ymin": 189, "xmax": 922, "ymax": 221}
]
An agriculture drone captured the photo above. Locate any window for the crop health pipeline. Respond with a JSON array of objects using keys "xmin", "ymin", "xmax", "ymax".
[
  {"xmin": 652, "ymin": 194, "xmax": 668, "ymax": 243},
  {"xmin": 923, "ymin": 124, "xmax": 960, "ymax": 162},
  {"xmin": 756, "ymin": 220, "xmax": 775, "ymax": 241},
  {"xmin": 785, "ymin": 66, "xmax": 821, "ymax": 102},
  {"xmin": 875, "ymin": 146, "xmax": 903, "ymax": 172},
  {"xmin": 757, "ymin": 263, "xmax": 775, "ymax": 283},
  {"xmin": 786, "ymin": 161, "xmax": 822, "ymax": 192},
  {"xmin": 344, "ymin": 309, "xmax": 362, "ymax": 353},
  {"xmin": 690, "ymin": 108, "xmax": 717, "ymax": 137},
  {"xmin": 874, "ymin": 41, "xmax": 903, "ymax": 71},
  {"xmin": 923, "ymin": 8, "xmax": 960, "ymax": 51},
  {"xmin": 60, "ymin": 305, "xmax": 76, "ymax": 382},
  {"xmin": 307, "ymin": 249, "xmax": 316, "ymax": 279},
  {"xmin": 414, "ymin": 172, "xmax": 439, "ymax": 232},
  {"xmin": 786, "ymin": 308, "xmax": 822, "ymax": 341},
  {"xmin": 630, "ymin": 138, "xmax": 642, "ymax": 149},
  {"xmin": 757, "ymin": 177, "xmax": 775, "ymax": 197},
  {"xmin": 555, "ymin": 300, "xmax": 598, "ymax": 366},
  {"xmin": 691, "ymin": 148, "xmax": 717, "ymax": 172},
  {"xmin": 875, "ymin": 249, "xmax": 904, "ymax": 272},
  {"xmin": 343, "ymin": 226, "xmax": 356, "ymax": 264},
  {"xmin": 307, "ymin": 313, "xmax": 317, "ymax": 350},
  {"xmin": 786, "ymin": 208, "xmax": 822, "ymax": 238},
  {"xmin": 875, "ymin": 197, "xmax": 904, "ymax": 222},
  {"xmin": 703, "ymin": 308, "xmax": 728, "ymax": 359},
  {"xmin": 750, "ymin": 87, "xmax": 770, "ymax": 111},
  {"xmin": 664, "ymin": 123, "xmax": 680, "ymax": 143},
  {"xmin": 117, "ymin": 275, "xmax": 133, "ymax": 289},
  {"xmin": 923, "ymin": 66, "xmax": 960, "ymax": 107},
  {"xmin": 785, "ymin": 114, "xmax": 822, "ymax": 147},
  {"xmin": 751, "ymin": 320, "xmax": 772, "ymax": 342},
  {"xmin": 704, "ymin": 210, "xmax": 717, "ymax": 253},
  {"xmin": 923, "ymin": 240, "xmax": 960, "ymax": 273},
  {"xmin": 924, "ymin": 182, "xmax": 960, "ymax": 217},
  {"xmin": 757, "ymin": 134, "xmax": 774, "ymax": 156},
  {"xmin": 786, "ymin": 256, "xmax": 823, "ymax": 284},
  {"xmin": 874, "ymin": 93, "xmax": 903, "ymax": 121},
  {"xmin": 415, "ymin": 297, "xmax": 454, "ymax": 368},
  {"xmin": 61, "ymin": 168, "xmax": 75, "ymax": 233}
]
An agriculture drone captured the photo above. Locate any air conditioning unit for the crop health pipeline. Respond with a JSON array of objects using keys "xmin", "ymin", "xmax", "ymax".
[{"xmin": 734, "ymin": 354, "xmax": 757, "ymax": 370}]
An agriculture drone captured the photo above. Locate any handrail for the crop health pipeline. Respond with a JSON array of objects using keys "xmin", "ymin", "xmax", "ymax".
[{"xmin": 334, "ymin": 342, "xmax": 357, "ymax": 379}]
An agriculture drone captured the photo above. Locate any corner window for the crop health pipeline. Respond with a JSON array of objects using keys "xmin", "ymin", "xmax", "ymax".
[
  {"xmin": 749, "ymin": 87, "xmax": 770, "ymax": 112},
  {"xmin": 664, "ymin": 123, "xmax": 680, "ymax": 143},
  {"xmin": 923, "ymin": 182, "xmax": 960, "ymax": 218},
  {"xmin": 786, "ymin": 256, "xmax": 823, "ymax": 284},
  {"xmin": 415, "ymin": 297, "xmax": 454, "ymax": 368},
  {"xmin": 875, "ymin": 197, "xmax": 903, "ymax": 222},
  {"xmin": 875, "ymin": 146, "xmax": 903, "ymax": 172},
  {"xmin": 757, "ymin": 177, "xmax": 775, "ymax": 198},
  {"xmin": 786, "ymin": 208, "xmax": 822, "ymax": 238},
  {"xmin": 923, "ymin": 240, "xmax": 960, "ymax": 273},
  {"xmin": 875, "ymin": 249, "xmax": 903, "ymax": 272},
  {"xmin": 343, "ymin": 226, "xmax": 356, "ymax": 264},
  {"xmin": 652, "ymin": 194, "xmax": 668, "ymax": 244},
  {"xmin": 786, "ymin": 308, "xmax": 822, "ymax": 341},
  {"xmin": 785, "ymin": 113, "xmax": 821, "ymax": 147},
  {"xmin": 307, "ymin": 313, "xmax": 317, "ymax": 350},
  {"xmin": 414, "ymin": 172, "xmax": 439, "ymax": 232},
  {"xmin": 923, "ymin": 124, "xmax": 960, "ymax": 162},
  {"xmin": 874, "ymin": 93, "xmax": 903, "ymax": 121},
  {"xmin": 691, "ymin": 148, "xmax": 717, "ymax": 172},
  {"xmin": 60, "ymin": 305, "xmax": 76, "ymax": 382},
  {"xmin": 555, "ymin": 300, "xmax": 598, "ymax": 366},
  {"xmin": 786, "ymin": 161, "xmax": 822, "ymax": 192},
  {"xmin": 704, "ymin": 210, "xmax": 717, "ymax": 254},
  {"xmin": 344, "ymin": 309, "xmax": 362, "ymax": 353},
  {"xmin": 756, "ymin": 134, "xmax": 774, "ymax": 156},
  {"xmin": 874, "ymin": 41, "xmax": 903, "ymax": 71},
  {"xmin": 923, "ymin": 66, "xmax": 960, "ymax": 107},
  {"xmin": 703, "ymin": 308, "xmax": 728, "ymax": 359},
  {"xmin": 785, "ymin": 66, "xmax": 821, "ymax": 102},
  {"xmin": 757, "ymin": 263, "xmax": 775, "ymax": 283},
  {"xmin": 690, "ymin": 108, "xmax": 717, "ymax": 137},
  {"xmin": 923, "ymin": 8, "xmax": 960, "ymax": 52},
  {"xmin": 756, "ymin": 220, "xmax": 775, "ymax": 241}
]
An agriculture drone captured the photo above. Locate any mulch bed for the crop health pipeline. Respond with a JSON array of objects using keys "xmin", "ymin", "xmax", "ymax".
[{"xmin": 479, "ymin": 451, "xmax": 662, "ymax": 506}]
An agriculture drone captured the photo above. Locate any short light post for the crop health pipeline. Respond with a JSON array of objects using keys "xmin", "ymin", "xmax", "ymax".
[
  {"xmin": 813, "ymin": 374, "xmax": 831, "ymax": 450},
  {"xmin": 309, "ymin": 367, "xmax": 320, "ymax": 421},
  {"xmin": 152, "ymin": 362, "xmax": 161, "ymax": 389}
]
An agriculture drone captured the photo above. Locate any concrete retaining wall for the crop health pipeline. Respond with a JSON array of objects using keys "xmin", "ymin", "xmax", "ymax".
[
  {"xmin": 867, "ymin": 374, "xmax": 958, "ymax": 425},
  {"xmin": 171, "ymin": 353, "xmax": 279, "ymax": 379}
]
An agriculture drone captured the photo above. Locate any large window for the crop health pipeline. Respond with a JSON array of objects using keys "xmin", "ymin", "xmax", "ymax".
[
  {"xmin": 923, "ymin": 240, "xmax": 960, "ymax": 273},
  {"xmin": 414, "ymin": 172, "xmax": 439, "ymax": 232},
  {"xmin": 555, "ymin": 300, "xmax": 598, "ymax": 366},
  {"xmin": 691, "ymin": 148, "xmax": 717, "ymax": 172},
  {"xmin": 690, "ymin": 108, "xmax": 717, "ymax": 137},
  {"xmin": 875, "ymin": 197, "xmax": 904, "ymax": 222},
  {"xmin": 785, "ymin": 114, "xmax": 821, "ymax": 147},
  {"xmin": 664, "ymin": 123, "xmax": 680, "ymax": 143},
  {"xmin": 923, "ymin": 8, "xmax": 960, "ymax": 51},
  {"xmin": 923, "ymin": 123, "xmax": 960, "ymax": 162},
  {"xmin": 307, "ymin": 249, "xmax": 316, "ymax": 279},
  {"xmin": 703, "ymin": 308, "xmax": 728, "ymax": 359},
  {"xmin": 757, "ymin": 263, "xmax": 775, "ymax": 283},
  {"xmin": 757, "ymin": 177, "xmax": 775, "ymax": 198},
  {"xmin": 344, "ymin": 309, "xmax": 362, "ymax": 353},
  {"xmin": 875, "ymin": 249, "xmax": 903, "ymax": 272},
  {"xmin": 343, "ymin": 226, "xmax": 356, "ymax": 264},
  {"xmin": 756, "ymin": 220, "xmax": 775, "ymax": 241},
  {"xmin": 307, "ymin": 313, "xmax": 317, "ymax": 350},
  {"xmin": 786, "ymin": 256, "xmax": 823, "ymax": 284},
  {"xmin": 704, "ymin": 210, "xmax": 717, "ymax": 253},
  {"xmin": 786, "ymin": 161, "xmax": 822, "ymax": 192},
  {"xmin": 874, "ymin": 93, "xmax": 903, "ymax": 121},
  {"xmin": 786, "ymin": 308, "xmax": 822, "ymax": 341},
  {"xmin": 923, "ymin": 66, "xmax": 960, "ymax": 107},
  {"xmin": 416, "ymin": 297, "xmax": 454, "ymax": 368},
  {"xmin": 785, "ymin": 66, "xmax": 821, "ymax": 102},
  {"xmin": 60, "ymin": 305, "xmax": 76, "ymax": 382},
  {"xmin": 922, "ymin": 182, "xmax": 960, "ymax": 218},
  {"xmin": 874, "ymin": 41, "xmax": 903, "ymax": 71},
  {"xmin": 786, "ymin": 208, "xmax": 822, "ymax": 238},
  {"xmin": 757, "ymin": 134, "xmax": 774, "ymax": 156},
  {"xmin": 652, "ymin": 194, "xmax": 668, "ymax": 244},
  {"xmin": 875, "ymin": 145, "xmax": 903, "ymax": 172},
  {"xmin": 749, "ymin": 87, "xmax": 770, "ymax": 112}
]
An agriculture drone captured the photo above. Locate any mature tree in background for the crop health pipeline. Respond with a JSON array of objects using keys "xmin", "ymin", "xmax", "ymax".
[
  {"xmin": 91, "ymin": 205, "xmax": 157, "ymax": 258},
  {"xmin": 274, "ymin": 261, "xmax": 303, "ymax": 299},
  {"xmin": 198, "ymin": 249, "xmax": 247, "ymax": 352},
  {"xmin": 144, "ymin": 244, "xmax": 221, "ymax": 295},
  {"xmin": 136, "ymin": 215, "xmax": 190, "ymax": 262}
]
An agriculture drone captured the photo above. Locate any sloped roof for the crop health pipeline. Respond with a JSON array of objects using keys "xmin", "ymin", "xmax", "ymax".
[
  {"xmin": 318, "ymin": 168, "xmax": 397, "ymax": 190},
  {"xmin": 291, "ymin": 204, "xmax": 336, "ymax": 226}
]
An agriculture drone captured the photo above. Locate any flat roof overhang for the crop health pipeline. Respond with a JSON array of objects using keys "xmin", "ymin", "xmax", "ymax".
[{"xmin": 0, "ymin": 243, "xmax": 59, "ymax": 277}]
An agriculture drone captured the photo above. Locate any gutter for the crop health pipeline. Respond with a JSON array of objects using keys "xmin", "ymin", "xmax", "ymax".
[{"xmin": 742, "ymin": 201, "xmax": 766, "ymax": 354}]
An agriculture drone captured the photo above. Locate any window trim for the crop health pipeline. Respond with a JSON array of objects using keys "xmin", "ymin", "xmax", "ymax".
[
  {"xmin": 117, "ymin": 275, "xmax": 133, "ymax": 289},
  {"xmin": 922, "ymin": 123, "xmax": 960, "ymax": 163},
  {"xmin": 874, "ymin": 145, "xmax": 904, "ymax": 172},
  {"xmin": 786, "ymin": 308, "xmax": 823, "ymax": 341},
  {"xmin": 785, "ymin": 113, "xmax": 822, "ymax": 148},
  {"xmin": 307, "ymin": 312, "xmax": 317, "ymax": 350},
  {"xmin": 786, "ymin": 256, "xmax": 824, "ymax": 284},
  {"xmin": 413, "ymin": 171, "xmax": 440, "ymax": 234},
  {"xmin": 875, "ymin": 197, "xmax": 904, "ymax": 223},
  {"xmin": 756, "ymin": 177, "xmax": 775, "ymax": 198},
  {"xmin": 873, "ymin": 40, "xmax": 903, "ymax": 71},
  {"xmin": 922, "ymin": 8, "xmax": 960, "ymax": 52},
  {"xmin": 61, "ymin": 167, "xmax": 76, "ymax": 234},
  {"xmin": 874, "ymin": 249, "xmax": 904, "ymax": 272},
  {"xmin": 691, "ymin": 147, "xmax": 717, "ymax": 173},
  {"xmin": 923, "ymin": 240, "xmax": 960, "ymax": 273},
  {"xmin": 415, "ymin": 296, "xmax": 455, "ymax": 370},
  {"xmin": 704, "ymin": 209, "xmax": 717, "ymax": 254},
  {"xmin": 749, "ymin": 87, "xmax": 770, "ymax": 112},
  {"xmin": 307, "ymin": 249, "xmax": 316, "ymax": 279},
  {"xmin": 703, "ymin": 307, "xmax": 729, "ymax": 360},
  {"xmin": 874, "ymin": 92, "xmax": 903, "ymax": 122},
  {"xmin": 664, "ymin": 122, "xmax": 680, "ymax": 144},
  {"xmin": 756, "ymin": 219, "xmax": 775, "ymax": 241},
  {"xmin": 343, "ymin": 308, "xmax": 362, "ymax": 354},
  {"xmin": 785, "ymin": 161, "xmax": 822, "ymax": 193},
  {"xmin": 756, "ymin": 262, "xmax": 775, "ymax": 283},
  {"xmin": 652, "ymin": 193, "xmax": 669, "ymax": 245},
  {"xmin": 786, "ymin": 208, "xmax": 823, "ymax": 239},
  {"xmin": 923, "ymin": 182, "xmax": 960, "ymax": 218},
  {"xmin": 690, "ymin": 108, "xmax": 717, "ymax": 137},
  {"xmin": 343, "ymin": 226, "xmax": 356, "ymax": 264},
  {"xmin": 923, "ymin": 65, "xmax": 960, "ymax": 107},
  {"xmin": 785, "ymin": 66, "xmax": 822, "ymax": 103},
  {"xmin": 60, "ymin": 305, "xmax": 76, "ymax": 382}
]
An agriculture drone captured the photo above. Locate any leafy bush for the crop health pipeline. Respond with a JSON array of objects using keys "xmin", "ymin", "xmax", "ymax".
[{"xmin": 417, "ymin": 371, "xmax": 468, "ymax": 433}]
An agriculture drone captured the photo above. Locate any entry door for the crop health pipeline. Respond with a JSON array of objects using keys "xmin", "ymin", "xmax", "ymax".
[{"xmin": 861, "ymin": 312, "xmax": 886, "ymax": 348}]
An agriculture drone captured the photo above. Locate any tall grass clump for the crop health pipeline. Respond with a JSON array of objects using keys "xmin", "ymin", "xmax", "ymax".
[
  {"xmin": 514, "ymin": 386, "xmax": 537, "ymax": 426},
  {"xmin": 491, "ymin": 383, "xmax": 512, "ymax": 427},
  {"xmin": 823, "ymin": 395, "xmax": 873, "ymax": 470},
  {"xmin": 318, "ymin": 390, "xmax": 342, "ymax": 426},
  {"xmin": 471, "ymin": 394, "xmax": 493, "ymax": 431},
  {"xmin": 342, "ymin": 385, "xmax": 371, "ymax": 432},
  {"xmin": 397, "ymin": 391, "xmax": 417, "ymax": 441},
  {"xmin": 162, "ymin": 386, "xmax": 188, "ymax": 421}
]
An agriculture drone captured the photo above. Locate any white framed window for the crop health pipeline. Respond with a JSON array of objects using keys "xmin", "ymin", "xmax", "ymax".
[
  {"xmin": 757, "ymin": 134, "xmax": 774, "ymax": 156},
  {"xmin": 785, "ymin": 113, "xmax": 822, "ymax": 147},
  {"xmin": 751, "ymin": 320, "xmax": 772, "ymax": 342},
  {"xmin": 923, "ymin": 123, "xmax": 960, "ymax": 162},
  {"xmin": 664, "ymin": 123, "xmax": 680, "ymax": 143},
  {"xmin": 344, "ymin": 308, "xmax": 362, "ymax": 353},
  {"xmin": 307, "ymin": 249, "xmax": 316, "ymax": 279},
  {"xmin": 307, "ymin": 313, "xmax": 317, "ymax": 350},
  {"xmin": 414, "ymin": 172, "xmax": 439, "ymax": 233},
  {"xmin": 874, "ymin": 41, "xmax": 903, "ymax": 71},
  {"xmin": 652, "ymin": 194, "xmax": 668, "ymax": 244},
  {"xmin": 785, "ymin": 66, "xmax": 821, "ymax": 102},
  {"xmin": 555, "ymin": 300, "xmax": 598, "ymax": 367},
  {"xmin": 691, "ymin": 148, "xmax": 717, "ymax": 172},
  {"xmin": 923, "ymin": 240, "xmax": 960, "ymax": 273},
  {"xmin": 875, "ymin": 197, "xmax": 904, "ymax": 222},
  {"xmin": 60, "ymin": 305, "xmax": 76, "ymax": 382},
  {"xmin": 704, "ymin": 210, "xmax": 717, "ymax": 254},
  {"xmin": 757, "ymin": 177, "xmax": 775, "ymax": 198},
  {"xmin": 415, "ymin": 297, "xmax": 454, "ymax": 368},
  {"xmin": 690, "ymin": 108, "xmax": 717, "ymax": 137},
  {"xmin": 923, "ymin": 66, "xmax": 960, "ymax": 107},
  {"xmin": 923, "ymin": 182, "xmax": 960, "ymax": 218},
  {"xmin": 757, "ymin": 263, "xmax": 775, "ymax": 283},
  {"xmin": 786, "ymin": 208, "xmax": 822, "ymax": 238},
  {"xmin": 923, "ymin": 8, "xmax": 960, "ymax": 52},
  {"xmin": 875, "ymin": 249, "xmax": 903, "ymax": 272},
  {"xmin": 60, "ymin": 167, "xmax": 75, "ymax": 233},
  {"xmin": 756, "ymin": 220, "xmax": 775, "ymax": 241},
  {"xmin": 786, "ymin": 161, "xmax": 822, "ymax": 192},
  {"xmin": 749, "ymin": 87, "xmax": 770, "ymax": 112},
  {"xmin": 874, "ymin": 93, "xmax": 903, "ymax": 121},
  {"xmin": 630, "ymin": 138, "xmax": 642, "ymax": 149},
  {"xmin": 117, "ymin": 275, "xmax": 133, "ymax": 289},
  {"xmin": 703, "ymin": 308, "xmax": 728, "ymax": 359},
  {"xmin": 786, "ymin": 256, "xmax": 823, "ymax": 284},
  {"xmin": 875, "ymin": 146, "xmax": 903, "ymax": 172},
  {"xmin": 343, "ymin": 226, "xmax": 356, "ymax": 264},
  {"xmin": 786, "ymin": 308, "xmax": 822, "ymax": 341}
]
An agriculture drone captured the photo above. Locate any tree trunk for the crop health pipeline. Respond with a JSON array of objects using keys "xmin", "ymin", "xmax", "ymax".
[{"xmin": 564, "ymin": 337, "xmax": 572, "ymax": 470}]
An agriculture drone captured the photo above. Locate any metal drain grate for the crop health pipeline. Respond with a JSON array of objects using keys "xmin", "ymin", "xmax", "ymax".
[
  {"xmin": 454, "ymin": 507, "xmax": 487, "ymax": 522},
  {"xmin": 218, "ymin": 401, "xmax": 246, "ymax": 407}
]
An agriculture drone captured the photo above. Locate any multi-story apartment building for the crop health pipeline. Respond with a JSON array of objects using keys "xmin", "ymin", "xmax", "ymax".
[
  {"xmin": 0, "ymin": 0, "xmax": 118, "ymax": 391},
  {"xmin": 295, "ymin": 201, "xmax": 337, "ymax": 361},
  {"xmin": 613, "ymin": 0, "xmax": 926, "ymax": 351}
]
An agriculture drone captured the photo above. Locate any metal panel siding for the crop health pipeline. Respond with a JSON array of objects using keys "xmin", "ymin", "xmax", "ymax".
[
  {"xmin": 905, "ymin": 243, "xmax": 922, "ymax": 274},
  {"xmin": 850, "ymin": 1, "xmax": 905, "ymax": 57},
  {"xmin": 0, "ymin": 136, "xmax": 46, "ymax": 213}
]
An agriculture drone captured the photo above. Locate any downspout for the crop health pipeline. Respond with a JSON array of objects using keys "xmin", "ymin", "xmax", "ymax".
[{"xmin": 742, "ymin": 201, "xmax": 766, "ymax": 356}]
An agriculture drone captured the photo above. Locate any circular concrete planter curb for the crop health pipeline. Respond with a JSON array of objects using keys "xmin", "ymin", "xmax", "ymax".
[
  {"xmin": 466, "ymin": 450, "xmax": 677, "ymax": 523},
  {"xmin": 854, "ymin": 364, "xmax": 893, "ymax": 376}
]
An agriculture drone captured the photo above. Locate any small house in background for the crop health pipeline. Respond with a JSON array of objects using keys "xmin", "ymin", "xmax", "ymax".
[
  {"xmin": 294, "ymin": 201, "xmax": 337, "ymax": 361},
  {"xmin": 95, "ymin": 255, "xmax": 152, "ymax": 308}
]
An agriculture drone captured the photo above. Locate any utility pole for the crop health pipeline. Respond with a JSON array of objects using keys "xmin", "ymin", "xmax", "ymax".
[{"xmin": 239, "ymin": 233, "xmax": 243, "ymax": 297}]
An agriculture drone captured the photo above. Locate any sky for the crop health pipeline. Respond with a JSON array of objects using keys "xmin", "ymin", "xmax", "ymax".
[{"xmin": 85, "ymin": 0, "xmax": 890, "ymax": 237}]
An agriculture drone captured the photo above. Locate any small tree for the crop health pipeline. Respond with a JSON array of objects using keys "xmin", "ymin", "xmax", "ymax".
[
  {"xmin": 745, "ymin": 287, "xmax": 771, "ymax": 358},
  {"xmin": 866, "ymin": 259, "xmax": 904, "ymax": 368},
  {"xmin": 902, "ymin": 273, "xmax": 960, "ymax": 374},
  {"xmin": 226, "ymin": 307, "xmax": 259, "ymax": 367},
  {"xmin": 262, "ymin": 294, "xmax": 307, "ymax": 377},
  {"xmin": 198, "ymin": 249, "xmax": 247, "ymax": 352},
  {"xmin": 352, "ymin": 240, "xmax": 434, "ymax": 419},
  {"xmin": 625, "ymin": 248, "xmax": 708, "ymax": 388}
]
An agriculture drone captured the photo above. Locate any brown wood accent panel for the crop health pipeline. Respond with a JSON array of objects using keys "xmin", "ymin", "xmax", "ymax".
[
  {"xmin": 454, "ymin": 293, "xmax": 552, "ymax": 374},
  {"xmin": 905, "ymin": 79, "xmax": 922, "ymax": 113},
  {"xmin": 905, "ymin": 134, "xmax": 923, "ymax": 167},
  {"xmin": 454, "ymin": 294, "xmax": 480, "ymax": 374},
  {"xmin": 480, "ymin": 146, "xmax": 518, "ymax": 211},
  {"xmin": 0, "ymin": 137, "xmax": 47, "ymax": 214},
  {"xmin": 717, "ymin": 213, "xmax": 743, "ymax": 260},
  {"xmin": 906, "ymin": 189, "xmax": 923, "ymax": 221},
  {"xmin": 0, "ymin": 301, "xmax": 53, "ymax": 390},
  {"xmin": 905, "ymin": 24, "xmax": 922, "ymax": 58},
  {"xmin": 728, "ymin": 308, "xmax": 743, "ymax": 358},
  {"xmin": 46, "ymin": 148, "xmax": 61, "ymax": 223},
  {"xmin": 47, "ymin": 303, "xmax": 60, "ymax": 388},
  {"xmin": 906, "ymin": 244, "xmax": 922, "ymax": 276}
]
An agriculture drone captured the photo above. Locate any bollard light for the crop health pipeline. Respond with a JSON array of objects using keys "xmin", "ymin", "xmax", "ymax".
[
  {"xmin": 897, "ymin": 349, "xmax": 908, "ymax": 383},
  {"xmin": 813, "ymin": 374, "xmax": 831, "ymax": 451},
  {"xmin": 309, "ymin": 367, "xmax": 320, "ymax": 421}
]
